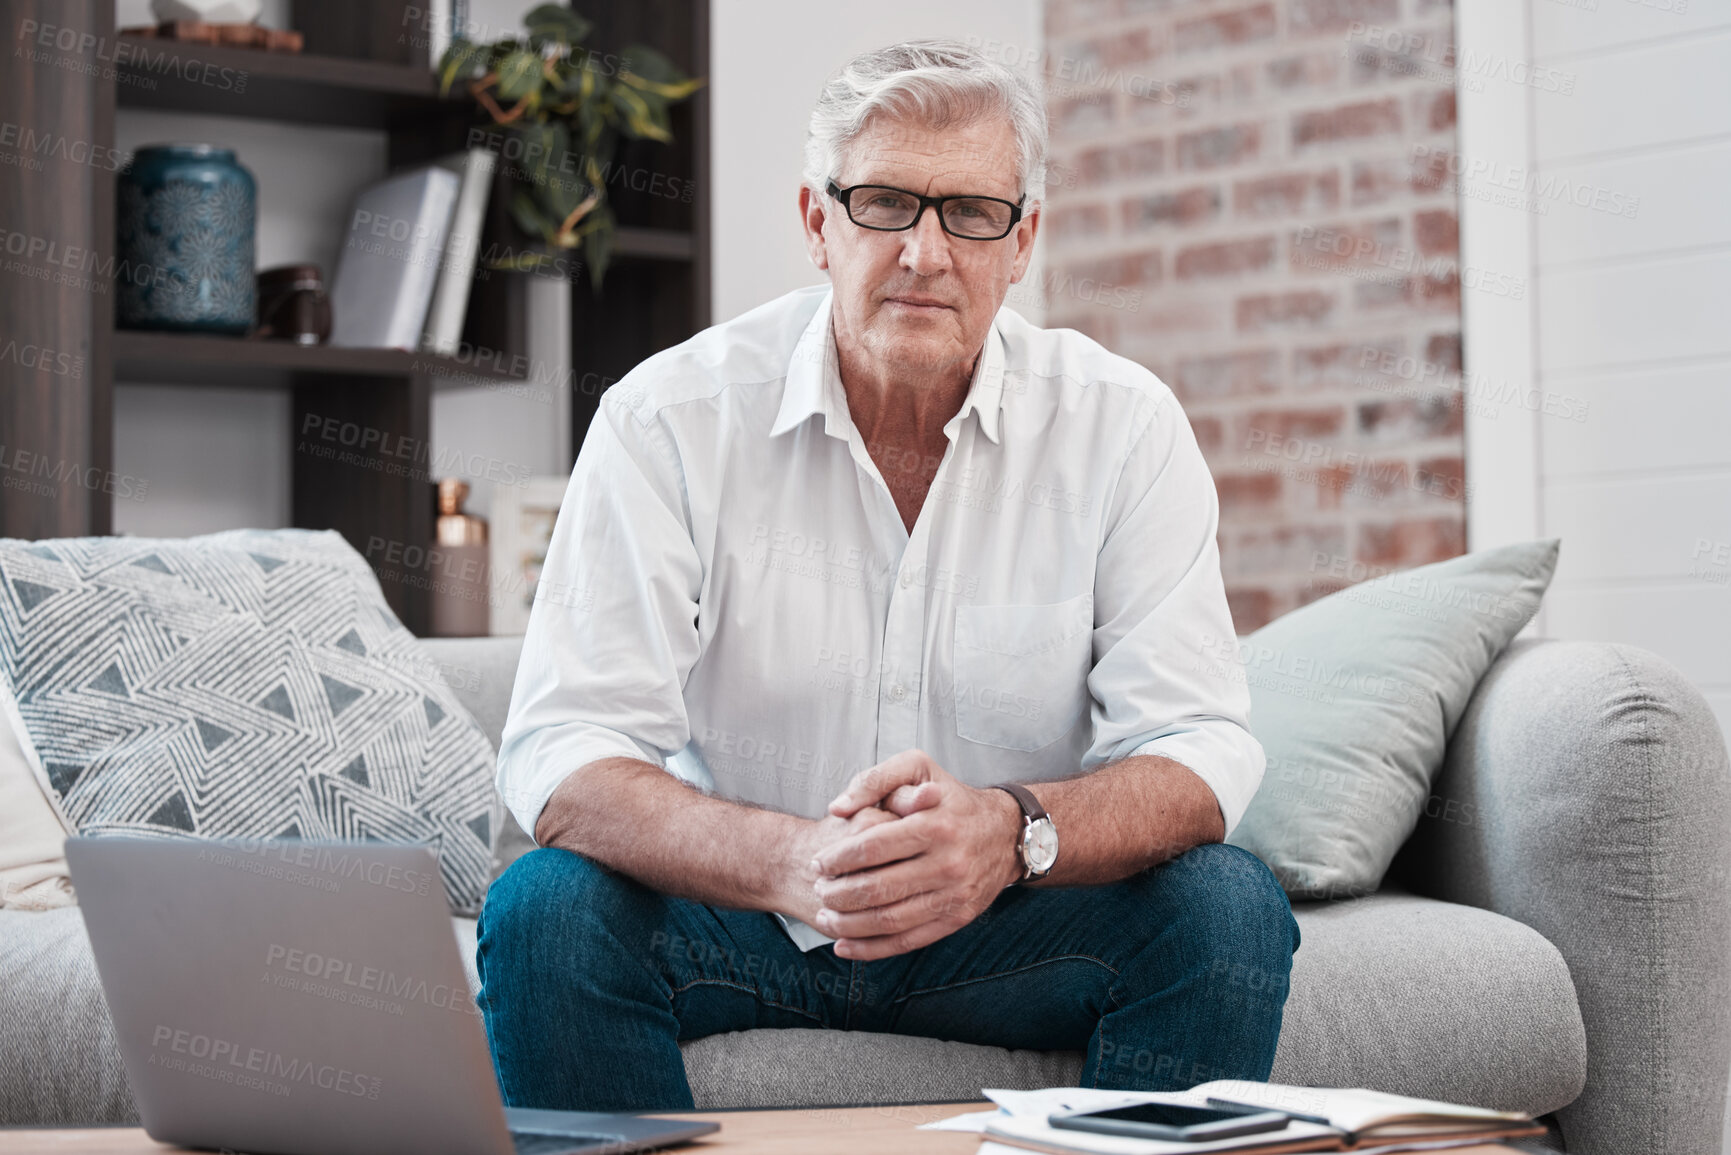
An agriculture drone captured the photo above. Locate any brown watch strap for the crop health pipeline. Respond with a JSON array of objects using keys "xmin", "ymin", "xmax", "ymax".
[{"xmin": 993, "ymin": 782, "xmax": 1049, "ymax": 824}]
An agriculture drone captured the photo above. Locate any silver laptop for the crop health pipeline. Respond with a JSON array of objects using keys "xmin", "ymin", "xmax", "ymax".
[{"xmin": 65, "ymin": 836, "xmax": 719, "ymax": 1155}]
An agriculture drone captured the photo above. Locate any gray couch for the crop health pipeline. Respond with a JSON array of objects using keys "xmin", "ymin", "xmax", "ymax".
[{"xmin": 3, "ymin": 635, "xmax": 1727, "ymax": 1155}]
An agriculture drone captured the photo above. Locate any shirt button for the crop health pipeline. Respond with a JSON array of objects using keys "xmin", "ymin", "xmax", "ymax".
[
  {"xmin": 888, "ymin": 683, "xmax": 907, "ymax": 701},
  {"xmin": 899, "ymin": 569, "xmax": 913, "ymax": 588}
]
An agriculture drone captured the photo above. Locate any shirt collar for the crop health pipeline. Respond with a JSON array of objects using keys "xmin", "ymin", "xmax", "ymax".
[{"xmin": 770, "ymin": 288, "xmax": 1005, "ymax": 446}]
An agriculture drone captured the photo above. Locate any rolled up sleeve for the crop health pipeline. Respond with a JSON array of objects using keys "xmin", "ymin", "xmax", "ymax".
[
  {"xmin": 1085, "ymin": 386, "xmax": 1265, "ymax": 837},
  {"xmin": 495, "ymin": 391, "xmax": 704, "ymax": 843}
]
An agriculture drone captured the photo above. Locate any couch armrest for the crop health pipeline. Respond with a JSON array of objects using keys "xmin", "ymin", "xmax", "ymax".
[{"xmin": 1391, "ymin": 638, "xmax": 1731, "ymax": 1155}]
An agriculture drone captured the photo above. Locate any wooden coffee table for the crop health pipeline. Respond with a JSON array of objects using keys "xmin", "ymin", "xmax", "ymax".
[
  {"xmin": 0, "ymin": 1100, "xmax": 995, "ymax": 1154},
  {"xmin": 0, "ymin": 1105, "xmax": 1562, "ymax": 1154}
]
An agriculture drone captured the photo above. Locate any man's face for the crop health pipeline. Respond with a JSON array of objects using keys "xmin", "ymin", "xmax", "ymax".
[{"xmin": 800, "ymin": 113, "xmax": 1040, "ymax": 381}]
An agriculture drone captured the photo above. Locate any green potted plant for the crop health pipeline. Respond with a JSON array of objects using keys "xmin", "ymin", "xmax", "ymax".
[{"xmin": 437, "ymin": 3, "xmax": 703, "ymax": 291}]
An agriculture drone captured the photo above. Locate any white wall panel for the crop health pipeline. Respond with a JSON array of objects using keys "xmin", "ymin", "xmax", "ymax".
[
  {"xmin": 1460, "ymin": 0, "xmax": 1731, "ymax": 768},
  {"xmin": 1532, "ymin": 0, "xmax": 1731, "ymax": 61},
  {"xmin": 1535, "ymin": 140, "xmax": 1731, "ymax": 265},
  {"xmin": 1532, "ymin": 32, "xmax": 1731, "ymax": 164},
  {"xmin": 1543, "ymin": 362, "xmax": 1731, "ymax": 479},
  {"xmin": 1537, "ymin": 250, "xmax": 1731, "ymax": 373},
  {"xmin": 1545, "ymin": 584, "xmax": 1731, "ymax": 697},
  {"xmin": 1544, "ymin": 472, "xmax": 1731, "ymax": 583}
]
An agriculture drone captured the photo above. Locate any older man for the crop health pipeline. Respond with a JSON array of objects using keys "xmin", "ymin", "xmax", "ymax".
[{"xmin": 480, "ymin": 40, "xmax": 1298, "ymax": 1111}]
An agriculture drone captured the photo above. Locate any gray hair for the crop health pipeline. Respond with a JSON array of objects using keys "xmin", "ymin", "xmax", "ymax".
[{"xmin": 803, "ymin": 39, "xmax": 1048, "ymax": 208}]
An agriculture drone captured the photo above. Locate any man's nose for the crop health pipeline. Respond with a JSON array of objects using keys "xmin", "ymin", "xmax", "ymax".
[{"xmin": 899, "ymin": 206, "xmax": 955, "ymax": 276}]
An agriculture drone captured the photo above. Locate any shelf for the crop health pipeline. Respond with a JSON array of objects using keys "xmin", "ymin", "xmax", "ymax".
[
  {"xmin": 1, "ymin": 0, "xmax": 706, "ymax": 638},
  {"xmin": 113, "ymin": 330, "xmax": 529, "ymax": 389},
  {"xmin": 115, "ymin": 36, "xmax": 459, "ymax": 129}
]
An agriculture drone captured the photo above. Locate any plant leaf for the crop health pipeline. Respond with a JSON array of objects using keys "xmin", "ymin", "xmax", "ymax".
[
  {"xmin": 559, "ymin": 56, "xmax": 594, "ymax": 98},
  {"xmin": 582, "ymin": 206, "xmax": 616, "ymax": 291},
  {"xmin": 523, "ymin": 4, "xmax": 592, "ymax": 47},
  {"xmin": 541, "ymin": 124, "xmax": 591, "ymax": 222},
  {"xmin": 623, "ymin": 73, "xmax": 706, "ymax": 101},
  {"xmin": 619, "ymin": 45, "xmax": 705, "ymax": 100},
  {"xmin": 437, "ymin": 39, "xmax": 491, "ymax": 96},
  {"xmin": 510, "ymin": 188, "xmax": 557, "ymax": 245},
  {"xmin": 495, "ymin": 49, "xmax": 544, "ymax": 103},
  {"xmin": 617, "ymin": 45, "xmax": 681, "ymax": 86},
  {"xmin": 612, "ymin": 85, "xmax": 672, "ymax": 142}
]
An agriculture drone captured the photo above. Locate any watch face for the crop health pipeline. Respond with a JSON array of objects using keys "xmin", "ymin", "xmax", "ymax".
[{"xmin": 1024, "ymin": 818, "xmax": 1058, "ymax": 872}]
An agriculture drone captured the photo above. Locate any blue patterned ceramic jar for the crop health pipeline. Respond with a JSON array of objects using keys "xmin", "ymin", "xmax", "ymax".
[{"xmin": 116, "ymin": 144, "xmax": 256, "ymax": 333}]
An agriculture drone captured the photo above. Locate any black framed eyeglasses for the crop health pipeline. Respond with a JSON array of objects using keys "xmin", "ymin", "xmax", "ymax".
[{"xmin": 825, "ymin": 180, "xmax": 1025, "ymax": 241}]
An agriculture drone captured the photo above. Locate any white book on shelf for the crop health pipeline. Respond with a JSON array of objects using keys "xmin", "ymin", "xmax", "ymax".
[
  {"xmin": 420, "ymin": 148, "xmax": 496, "ymax": 356},
  {"xmin": 327, "ymin": 166, "xmax": 461, "ymax": 351},
  {"xmin": 425, "ymin": 0, "xmax": 451, "ymax": 64}
]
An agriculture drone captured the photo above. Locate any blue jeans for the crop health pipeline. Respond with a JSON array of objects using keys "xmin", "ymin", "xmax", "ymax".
[{"xmin": 476, "ymin": 842, "xmax": 1300, "ymax": 1111}]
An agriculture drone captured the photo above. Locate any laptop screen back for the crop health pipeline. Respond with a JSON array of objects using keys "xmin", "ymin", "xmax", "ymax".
[{"xmin": 67, "ymin": 837, "xmax": 512, "ymax": 1155}]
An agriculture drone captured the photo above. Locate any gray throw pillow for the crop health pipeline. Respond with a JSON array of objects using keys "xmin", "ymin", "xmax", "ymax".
[
  {"xmin": 1225, "ymin": 538, "xmax": 1561, "ymax": 900},
  {"xmin": 0, "ymin": 528, "xmax": 496, "ymax": 915}
]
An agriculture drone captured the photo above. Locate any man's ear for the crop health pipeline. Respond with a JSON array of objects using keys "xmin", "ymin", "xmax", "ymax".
[
  {"xmin": 1008, "ymin": 205, "xmax": 1041, "ymax": 283},
  {"xmin": 799, "ymin": 185, "xmax": 831, "ymax": 271}
]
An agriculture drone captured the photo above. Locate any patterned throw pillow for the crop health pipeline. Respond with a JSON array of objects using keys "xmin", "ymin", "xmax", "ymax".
[{"xmin": 0, "ymin": 528, "xmax": 496, "ymax": 915}]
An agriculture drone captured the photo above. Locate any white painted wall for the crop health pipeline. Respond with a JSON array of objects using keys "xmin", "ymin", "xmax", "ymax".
[
  {"xmin": 709, "ymin": 0, "xmax": 1044, "ymax": 323},
  {"xmin": 112, "ymin": 384, "xmax": 292, "ymax": 536},
  {"xmin": 1457, "ymin": 0, "xmax": 1731, "ymax": 746}
]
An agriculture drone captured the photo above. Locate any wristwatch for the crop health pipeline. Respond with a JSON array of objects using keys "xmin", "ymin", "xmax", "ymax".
[{"xmin": 993, "ymin": 782, "xmax": 1058, "ymax": 883}]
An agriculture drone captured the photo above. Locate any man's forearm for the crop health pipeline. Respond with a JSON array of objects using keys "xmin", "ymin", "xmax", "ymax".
[
  {"xmin": 1015, "ymin": 754, "xmax": 1227, "ymax": 887},
  {"xmin": 532, "ymin": 756, "xmax": 809, "ymax": 914}
]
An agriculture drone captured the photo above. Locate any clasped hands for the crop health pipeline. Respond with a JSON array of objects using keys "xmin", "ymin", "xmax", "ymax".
[{"xmin": 780, "ymin": 749, "xmax": 1025, "ymax": 961}]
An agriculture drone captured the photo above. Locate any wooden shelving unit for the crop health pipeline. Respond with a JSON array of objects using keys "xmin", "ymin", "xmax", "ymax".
[
  {"xmin": 0, "ymin": 0, "xmax": 711, "ymax": 635},
  {"xmin": 563, "ymin": 0, "xmax": 711, "ymax": 452},
  {"xmin": 111, "ymin": 331, "xmax": 531, "ymax": 388},
  {"xmin": 113, "ymin": 36, "xmax": 455, "ymax": 129}
]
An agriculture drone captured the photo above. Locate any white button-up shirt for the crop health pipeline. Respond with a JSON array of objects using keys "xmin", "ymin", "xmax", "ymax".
[{"xmin": 497, "ymin": 283, "xmax": 1263, "ymax": 951}]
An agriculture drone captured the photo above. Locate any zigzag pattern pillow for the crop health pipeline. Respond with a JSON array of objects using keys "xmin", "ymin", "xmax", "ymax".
[{"xmin": 0, "ymin": 528, "xmax": 495, "ymax": 915}]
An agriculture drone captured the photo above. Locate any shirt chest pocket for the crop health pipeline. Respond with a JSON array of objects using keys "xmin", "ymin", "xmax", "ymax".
[{"xmin": 951, "ymin": 591, "xmax": 1094, "ymax": 752}]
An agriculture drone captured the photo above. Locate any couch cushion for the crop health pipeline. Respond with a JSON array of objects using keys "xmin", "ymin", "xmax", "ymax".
[
  {"xmin": 0, "ymin": 907, "xmax": 134, "ymax": 1125},
  {"xmin": 3, "ymin": 892, "xmax": 1585, "ymax": 1125},
  {"xmin": 1272, "ymin": 890, "xmax": 1584, "ymax": 1115}
]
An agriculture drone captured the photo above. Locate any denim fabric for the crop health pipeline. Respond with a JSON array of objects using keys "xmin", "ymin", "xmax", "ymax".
[{"xmin": 476, "ymin": 842, "xmax": 1300, "ymax": 1111}]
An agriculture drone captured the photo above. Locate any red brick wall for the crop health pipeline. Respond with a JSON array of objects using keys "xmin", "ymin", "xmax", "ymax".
[{"xmin": 1034, "ymin": 0, "xmax": 1464, "ymax": 633}]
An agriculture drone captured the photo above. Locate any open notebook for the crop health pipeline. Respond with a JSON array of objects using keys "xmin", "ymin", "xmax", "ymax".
[
  {"xmin": 1192, "ymin": 1080, "xmax": 1546, "ymax": 1146},
  {"xmin": 978, "ymin": 1080, "xmax": 1545, "ymax": 1155}
]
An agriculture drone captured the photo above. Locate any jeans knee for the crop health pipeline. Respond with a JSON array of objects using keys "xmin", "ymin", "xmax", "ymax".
[
  {"xmin": 1169, "ymin": 843, "xmax": 1299, "ymax": 996},
  {"xmin": 481, "ymin": 847, "xmax": 653, "ymax": 962}
]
